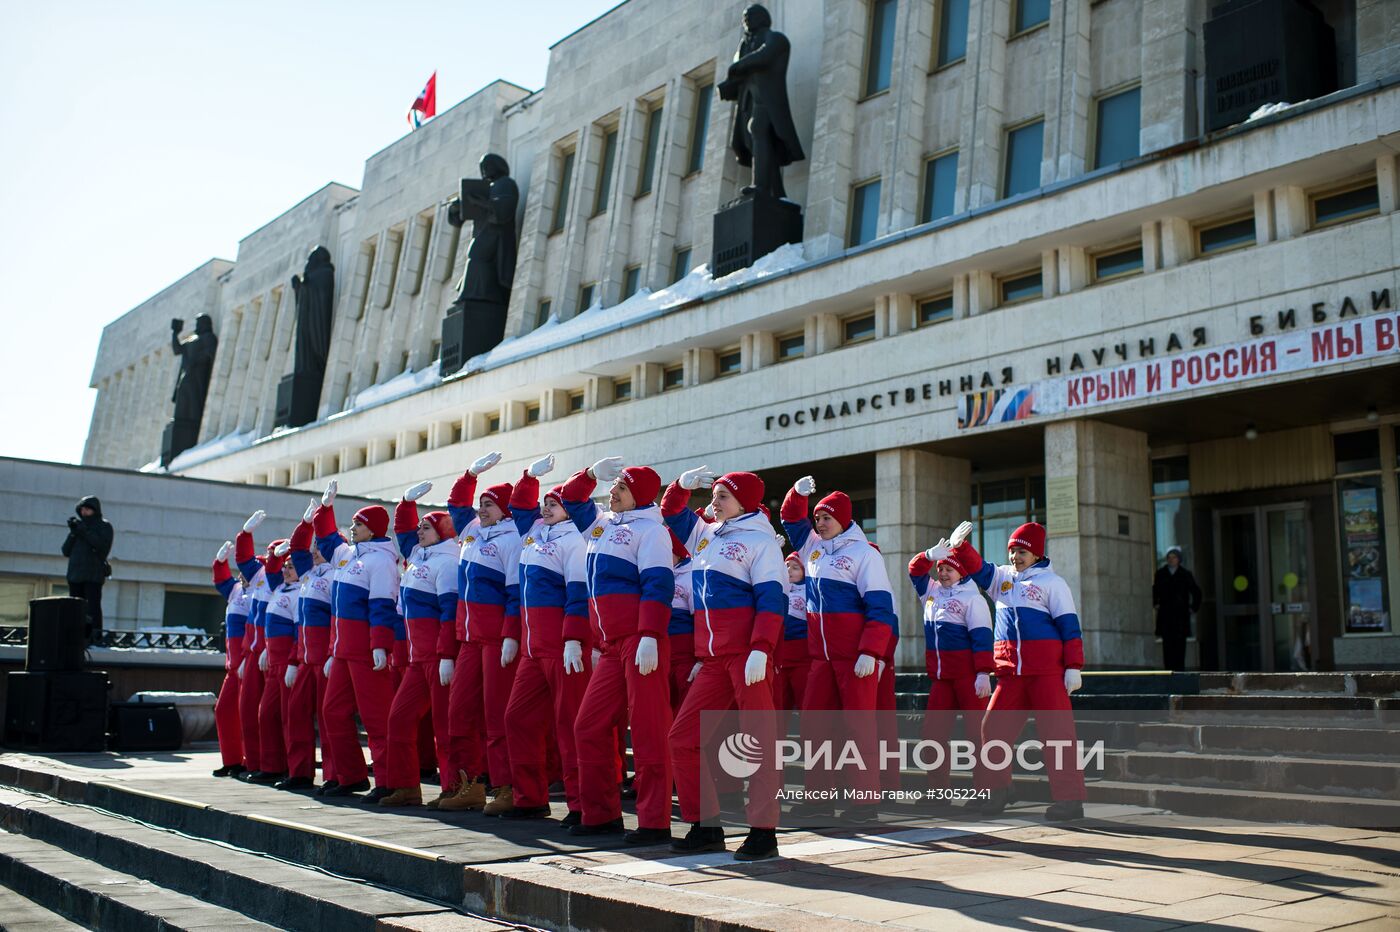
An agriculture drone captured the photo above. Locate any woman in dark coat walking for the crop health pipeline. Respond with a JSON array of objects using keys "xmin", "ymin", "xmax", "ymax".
[
  {"xmin": 62, "ymin": 495, "xmax": 114, "ymax": 631},
  {"xmin": 1152, "ymin": 547, "xmax": 1201, "ymax": 670}
]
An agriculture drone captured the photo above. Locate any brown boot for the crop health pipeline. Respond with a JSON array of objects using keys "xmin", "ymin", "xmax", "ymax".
[
  {"xmin": 483, "ymin": 785, "xmax": 515, "ymax": 816},
  {"xmin": 426, "ymin": 770, "xmax": 467, "ymax": 809},
  {"xmin": 378, "ymin": 786, "xmax": 422, "ymax": 807},
  {"xmin": 439, "ymin": 776, "xmax": 487, "ymax": 811}
]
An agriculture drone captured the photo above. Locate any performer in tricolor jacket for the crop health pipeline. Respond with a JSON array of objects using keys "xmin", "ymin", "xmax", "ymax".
[
  {"xmin": 284, "ymin": 504, "xmax": 334, "ymax": 791},
  {"xmin": 211, "ymin": 541, "xmax": 247, "ymax": 778},
  {"xmin": 777, "ymin": 552, "xmax": 810, "ymax": 712}
]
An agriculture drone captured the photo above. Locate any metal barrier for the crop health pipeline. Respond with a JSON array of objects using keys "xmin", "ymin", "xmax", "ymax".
[{"xmin": 0, "ymin": 625, "xmax": 223, "ymax": 653}]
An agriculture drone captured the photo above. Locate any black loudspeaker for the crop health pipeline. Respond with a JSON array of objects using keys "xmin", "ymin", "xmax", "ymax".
[
  {"xmin": 26, "ymin": 597, "xmax": 88, "ymax": 672},
  {"xmin": 108, "ymin": 702, "xmax": 183, "ymax": 752},
  {"xmin": 3, "ymin": 671, "xmax": 108, "ymax": 751}
]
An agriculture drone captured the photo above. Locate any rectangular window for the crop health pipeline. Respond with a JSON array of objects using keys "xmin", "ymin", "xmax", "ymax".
[
  {"xmin": 716, "ymin": 348, "xmax": 742, "ymax": 376},
  {"xmin": 1002, "ymin": 120, "xmax": 1044, "ymax": 198},
  {"xmin": 1312, "ymin": 182, "xmax": 1380, "ymax": 229},
  {"xmin": 688, "ymin": 83, "xmax": 713, "ymax": 175},
  {"xmin": 0, "ymin": 579, "xmax": 37, "ymax": 626},
  {"xmin": 161, "ymin": 590, "xmax": 226, "ymax": 635},
  {"xmin": 449, "ymin": 422, "xmax": 463, "ymax": 445},
  {"xmin": 936, "ymin": 0, "xmax": 969, "ymax": 67},
  {"xmin": 551, "ymin": 149, "xmax": 574, "ymax": 233},
  {"xmin": 1013, "ymin": 0, "xmax": 1049, "ymax": 34},
  {"xmin": 662, "ymin": 365, "xmax": 685, "ymax": 390},
  {"xmin": 920, "ymin": 151, "xmax": 958, "ymax": 223},
  {"xmin": 525, "ymin": 403, "xmax": 541, "ymax": 425},
  {"xmin": 613, "ymin": 377, "xmax": 632, "ymax": 402},
  {"xmin": 777, "ymin": 333, "xmax": 805, "ymax": 360},
  {"xmin": 636, "ymin": 105, "xmax": 664, "ymax": 196},
  {"xmin": 1093, "ymin": 244, "xmax": 1144, "ymax": 282},
  {"xmin": 863, "ymin": 0, "xmax": 897, "ymax": 97},
  {"xmin": 1150, "ymin": 456, "xmax": 1192, "ymax": 567},
  {"xmin": 1196, "ymin": 214, "xmax": 1255, "ymax": 256},
  {"xmin": 622, "ymin": 266, "xmax": 642, "ymax": 299},
  {"xmin": 593, "ymin": 128, "xmax": 618, "ymax": 216},
  {"xmin": 919, "ymin": 293, "xmax": 954, "ymax": 325},
  {"xmin": 486, "ymin": 414, "xmax": 501, "ymax": 434},
  {"xmin": 672, "ymin": 246, "xmax": 693, "ymax": 283},
  {"xmin": 568, "ymin": 390, "xmax": 585, "ymax": 413},
  {"xmin": 971, "ymin": 476, "xmax": 1046, "ymax": 554},
  {"xmin": 1093, "ymin": 86, "xmax": 1141, "ymax": 168},
  {"xmin": 578, "ymin": 283, "xmax": 596, "ymax": 311},
  {"xmin": 843, "ymin": 313, "xmax": 876, "ymax": 345},
  {"xmin": 535, "ymin": 299, "xmax": 552, "ymax": 330},
  {"xmin": 1336, "ymin": 430, "xmax": 1381, "ymax": 475},
  {"xmin": 848, "ymin": 178, "xmax": 882, "ymax": 246},
  {"xmin": 999, "ymin": 269, "xmax": 1043, "ymax": 305}
]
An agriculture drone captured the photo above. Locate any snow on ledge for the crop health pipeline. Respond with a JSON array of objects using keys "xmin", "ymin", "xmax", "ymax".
[{"xmin": 165, "ymin": 428, "xmax": 257, "ymax": 472}]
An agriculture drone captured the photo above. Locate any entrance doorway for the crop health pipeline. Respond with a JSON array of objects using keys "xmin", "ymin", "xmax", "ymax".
[{"xmin": 1213, "ymin": 504, "xmax": 1316, "ymax": 671}]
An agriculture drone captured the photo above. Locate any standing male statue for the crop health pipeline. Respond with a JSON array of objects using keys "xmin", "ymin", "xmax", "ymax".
[
  {"xmin": 440, "ymin": 153, "xmax": 518, "ymax": 374},
  {"xmin": 163, "ymin": 314, "xmax": 218, "ymax": 465},
  {"xmin": 291, "ymin": 245, "xmax": 335, "ymax": 382},
  {"xmin": 717, "ymin": 4, "xmax": 805, "ymax": 199}
]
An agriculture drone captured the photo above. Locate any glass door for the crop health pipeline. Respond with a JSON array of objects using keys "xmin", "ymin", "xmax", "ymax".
[
  {"xmin": 1265, "ymin": 504, "xmax": 1314, "ymax": 671},
  {"xmin": 1215, "ymin": 508, "xmax": 1264, "ymax": 671},
  {"xmin": 1213, "ymin": 503, "xmax": 1314, "ymax": 672}
]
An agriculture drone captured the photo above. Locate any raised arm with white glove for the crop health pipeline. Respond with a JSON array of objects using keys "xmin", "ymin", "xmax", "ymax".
[
  {"xmin": 469, "ymin": 451, "xmax": 502, "ymax": 476},
  {"xmin": 678, "ymin": 465, "xmax": 717, "ymax": 490},
  {"xmin": 635, "ymin": 635, "xmax": 658, "ymax": 675},
  {"xmin": 243, "ymin": 510, "xmax": 266, "ymax": 533},
  {"xmin": 924, "ymin": 538, "xmax": 951, "ymax": 563},
  {"xmin": 589, "ymin": 456, "xmax": 625, "ymax": 483},
  {"xmin": 949, "ymin": 520, "xmax": 974, "ymax": 547},
  {"xmin": 403, "ymin": 480, "xmax": 433, "ymax": 502},
  {"xmin": 528, "ymin": 453, "xmax": 555, "ymax": 478},
  {"xmin": 215, "ymin": 541, "xmax": 233, "ymax": 563},
  {"xmin": 273, "ymin": 540, "xmax": 291, "ymax": 557},
  {"xmin": 303, "ymin": 499, "xmax": 317, "ymax": 523},
  {"xmin": 793, "ymin": 475, "xmax": 816, "ymax": 496},
  {"xmin": 322, "ymin": 479, "xmax": 338, "ymax": 507}
]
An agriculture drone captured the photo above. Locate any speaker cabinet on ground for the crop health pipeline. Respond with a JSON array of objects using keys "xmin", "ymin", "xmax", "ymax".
[
  {"xmin": 108, "ymin": 701, "xmax": 184, "ymax": 752},
  {"xmin": 3, "ymin": 671, "xmax": 108, "ymax": 751}
]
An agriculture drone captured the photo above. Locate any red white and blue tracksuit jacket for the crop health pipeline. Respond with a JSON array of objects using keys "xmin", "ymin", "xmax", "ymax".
[
  {"xmin": 288, "ymin": 522, "xmax": 333, "ymax": 667},
  {"xmin": 447, "ymin": 471, "xmax": 521, "ymax": 644},
  {"xmin": 968, "ymin": 557, "xmax": 1083, "ymax": 676},
  {"xmin": 560, "ymin": 469, "xmax": 673, "ymax": 646},
  {"xmin": 213, "ymin": 564, "xmax": 249, "ymax": 671},
  {"xmin": 263, "ymin": 581, "xmax": 299, "ymax": 665},
  {"xmin": 908, "ymin": 557, "xmax": 993, "ymax": 680},
  {"xmin": 510, "ymin": 477, "xmax": 589, "ymax": 658},
  {"xmin": 661, "ymin": 484, "xmax": 788, "ymax": 658},
  {"xmin": 780, "ymin": 490, "xmax": 898, "ymax": 663},
  {"xmin": 393, "ymin": 503, "xmax": 461, "ymax": 663},
  {"xmin": 234, "ymin": 538, "xmax": 273, "ymax": 665},
  {"xmin": 313, "ymin": 506, "xmax": 403, "ymax": 660},
  {"xmin": 784, "ymin": 580, "xmax": 808, "ymax": 642},
  {"xmin": 670, "ymin": 559, "xmax": 694, "ymax": 637}
]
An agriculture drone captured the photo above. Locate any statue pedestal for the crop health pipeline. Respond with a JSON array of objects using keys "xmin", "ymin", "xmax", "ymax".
[
  {"xmin": 274, "ymin": 373, "xmax": 323, "ymax": 429},
  {"xmin": 711, "ymin": 191, "xmax": 803, "ymax": 279},
  {"xmin": 160, "ymin": 419, "xmax": 201, "ymax": 468},
  {"xmin": 440, "ymin": 299, "xmax": 507, "ymax": 376},
  {"xmin": 1203, "ymin": 0, "xmax": 1335, "ymax": 132}
]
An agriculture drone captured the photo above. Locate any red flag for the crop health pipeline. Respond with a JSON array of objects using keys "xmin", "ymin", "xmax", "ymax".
[{"xmin": 407, "ymin": 71, "xmax": 436, "ymax": 129}]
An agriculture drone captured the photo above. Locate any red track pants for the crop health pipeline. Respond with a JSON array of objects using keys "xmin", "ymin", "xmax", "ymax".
[
  {"xmin": 284, "ymin": 662, "xmax": 327, "ymax": 780},
  {"xmin": 980, "ymin": 671, "xmax": 1086, "ymax": 801},
  {"xmin": 575, "ymin": 633, "xmax": 672, "ymax": 829},
  {"xmin": 776, "ymin": 638, "xmax": 811, "ymax": 711},
  {"xmin": 447, "ymin": 640, "xmax": 487, "ymax": 782},
  {"xmin": 214, "ymin": 667, "xmax": 243, "ymax": 767},
  {"xmin": 257, "ymin": 637, "xmax": 293, "ymax": 774},
  {"xmin": 924, "ymin": 675, "xmax": 988, "ymax": 791},
  {"xmin": 383, "ymin": 658, "xmax": 453, "ymax": 790},
  {"xmin": 237, "ymin": 659, "xmax": 263, "ymax": 772},
  {"xmin": 801, "ymin": 657, "xmax": 880, "ymax": 794},
  {"xmin": 506, "ymin": 653, "xmax": 591, "ymax": 810},
  {"xmin": 671, "ymin": 652, "xmax": 780, "ymax": 828},
  {"xmin": 321, "ymin": 657, "xmax": 393, "ymax": 786},
  {"xmin": 668, "ymin": 632, "xmax": 695, "ymax": 714}
]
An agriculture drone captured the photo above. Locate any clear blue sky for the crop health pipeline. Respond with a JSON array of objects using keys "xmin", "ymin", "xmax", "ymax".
[{"xmin": 0, "ymin": 0, "xmax": 622, "ymax": 464}]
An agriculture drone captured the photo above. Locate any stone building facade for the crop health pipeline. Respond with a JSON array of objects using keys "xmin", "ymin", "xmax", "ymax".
[{"xmin": 78, "ymin": 0, "xmax": 1400, "ymax": 669}]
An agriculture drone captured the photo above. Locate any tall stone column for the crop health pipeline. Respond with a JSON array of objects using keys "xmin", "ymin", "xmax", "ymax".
[
  {"xmin": 874, "ymin": 448, "xmax": 973, "ymax": 671},
  {"xmin": 1043, "ymin": 419, "xmax": 1154, "ymax": 668}
]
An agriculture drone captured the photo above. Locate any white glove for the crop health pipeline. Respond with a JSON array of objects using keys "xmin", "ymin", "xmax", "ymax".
[
  {"xmin": 284, "ymin": 665, "xmax": 298, "ymax": 689},
  {"xmin": 274, "ymin": 540, "xmax": 291, "ymax": 557},
  {"xmin": 949, "ymin": 520, "xmax": 974, "ymax": 547},
  {"xmin": 1064, "ymin": 668, "xmax": 1082, "ymax": 694},
  {"xmin": 469, "ymin": 451, "xmax": 502, "ymax": 475},
  {"xmin": 744, "ymin": 649, "xmax": 767, "ymax": 686},
  {"xmin": 925, "ymin": 538, "xmax": 951, "ymax": 563},
  {"xmin": 243, "ymin": 510, "xmax": 266, "ymax": 533},
  {"xmin": 688, "ymin": 661, "xmax": 703, "ymax": 683},
  {"xmin": 303, "ymin": 499, "xmax": 317, "ymax": 523},
  {"xmin": 974, "ymin": 672, "xmax": 992, "ymax": 699},
  {"xmin": 322, "ymin": 479, "xmax": 338, "ymax": 506},
  {"xmin": 323, "ymin": 658, "xmax": 334, "ymax": 678},
  {"xmin": 563, "ymin": 640, "xmax": 584, "ymax": 674},
  {"xmin": 794, "ymin": 475, "xmax": 816, "ymax": 496},
  {"xmin": 853, "ymin": 654, "xmax": 876, "ymax": 678},
  {"xmin": 590, "ymin": 456, "xmax": 625, "ymax": 483},
  {"xmin": 216, "ymin": 541, "xmax": 233, "ymax": 562},
  {"xmin": 372, "ymin": 648, "xmax": 388, "ymax": 671},
  {"xmin": 237, "ymin": 658, "xmax": 246, "ymax": 680},
  {"xmin": 635, "ymin": 636, "xmax": 658, "ymax": 675},
  {"xmin": 500, "ymin": 637, "xmax": 519, "ymax": 666},
  {"xmin": 528, "ymin": 454, "xmax": 555, "ymax": 477},
  {"xmin": 439, "ymin": 657, "xmax": 454, "ymax": 686},
  {"xmin": 877, "ymin": 659, "xmax": 887, "ymax": 679},
  {"xmin": 678, "ymin": 465, "xmax": 717, "ymax": 490},
  {"xmin": 403, "ymin": 480, "xmax": 432, "ymax": 502},
  {"xmin": 592, "ymin": 647, "xmax": 602, "ymax": 667},
  {"xmin": 258, "ymin": 649, "xmax": 269, "ymax": 673}
]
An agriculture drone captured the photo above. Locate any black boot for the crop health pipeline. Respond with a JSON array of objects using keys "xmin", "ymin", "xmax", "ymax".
[
  {"xmin": 315, "ymin": 780, "xmax": 340, "ymax": 797},
  {"xmin": 568, "ymin": 817, "xmax": 625, "ymax": 836},
  {"xmin": 843, "ymin": 804, "xmax": 882, "ymax": 826},
  {"xmin": 212, "ymin": 764, "xmax": 245, "ymax": 778},
  {"xmin": 362, "ymin": 786, "xmax": 393, "ymax": 804},
  {"xmin": 324, "ymin": 778, "xmax": 370, "ymax": 797},
  {"xmin": 559, "ymin": 810, "xmax": 582, "ymax": 828},
  {"xmin": 670, "ymin": 823, "xmax": 726, "ymax": 853},
  {"xmin": 500, "ymin": 805, "xmax": 553, "ymax": 820},
  {"xmin": 1044, "ymin": 800, "xmax": 1084, "ymax": 822},
  {"xmin": 970, "ymin": 787, "xmax": 1012, "ymax": 816},
  {"xmin": 246, "ymin": 771, "xmax": 284, "ymax": 785},
  {"xmin": 624, "ymin": 826, "xmax": 672, "ymax": 846},
  {"xmin": 275, "ymin": 776, "xmax": 315, "ymax": 791},
  {"xmin": 734, "ymin": 827, "xmax": 779, "ymax": 862}
]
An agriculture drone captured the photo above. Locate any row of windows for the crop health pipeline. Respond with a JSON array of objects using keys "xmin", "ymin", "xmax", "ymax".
[{"xmin": 534, "ymin": 245, "xmax": 696, "ymax": 328}]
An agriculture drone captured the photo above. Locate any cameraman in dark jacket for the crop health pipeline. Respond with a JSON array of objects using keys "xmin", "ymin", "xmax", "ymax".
[
  {"xmin": 62, "ymin": 495, "xmax": 114, "ymax": 632},
  {"xmin": 1152, "ymin": 547, "xmax": 1201, "ymax": 670}
]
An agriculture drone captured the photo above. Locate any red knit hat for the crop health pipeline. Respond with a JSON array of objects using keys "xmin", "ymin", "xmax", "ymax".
[
  {"xmin": 481, "ymin": 483, "xmax": 514, "ymax": 515},
  {"xmin": 424, "ymin": 510, "xmax": 455, "ymax": 542},
  {"xmin": 668, "ymin": 528, "xmax": 689, "ymax": 560},
  {"xmin": 619, "ymin": 466, "xmax": 660, "ymax": 506},
  {"xmin": 543, "ymin": 484, "xmax": 566, "ymax": 506},
  {"xmin": 353, "ymin": 505, "xmax": 390, "ymax": 538},
  {"xmin": 714, "ymin": 471, "xmax": 765, "ymax": 513},
  {"xmin": 785, "ymin": 551, "xmax": 803, "ymax": 568},
  {"xmin": 1008, "ymin": 522, "xmax": 1047, "ymax": 557},
  {"xmin": 937, "ymin": 551, "xmax": 967, "ymax": 577},
  {"xmin": 814, "ymin": 491, "xmax": 853, "ymax": 529}
]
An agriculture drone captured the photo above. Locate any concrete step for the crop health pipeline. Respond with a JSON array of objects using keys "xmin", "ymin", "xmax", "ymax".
[
  {"xmin": 0, "ymin": 826, "xmax": 277, "ymax": 932},
  {"xmin": 0, "ymin": 787, "xmax": 469, "ymax": 932},
  {"xmin": 0, "ymin": 882, "xmax": 89, "ymax": 931},
  {"xmin": 1101, "ymin": 749, "xmax": 1400, "ymax": 798}
]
